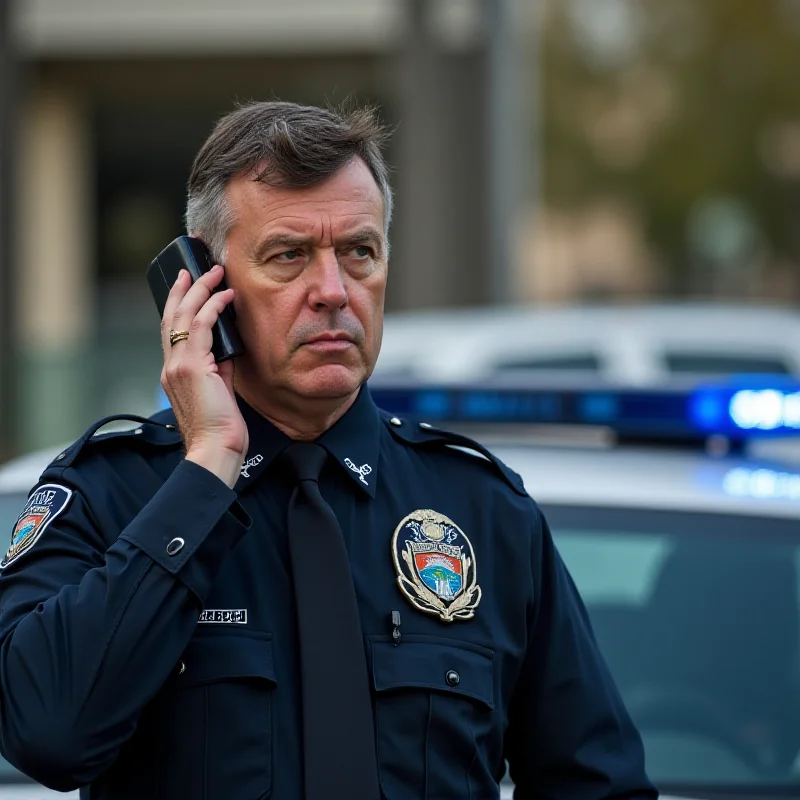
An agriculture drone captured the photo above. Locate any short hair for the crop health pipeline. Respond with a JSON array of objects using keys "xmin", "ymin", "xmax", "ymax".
[{"xmin": 185, "ymin": 100, "xmax": 393, "ymax": 263}]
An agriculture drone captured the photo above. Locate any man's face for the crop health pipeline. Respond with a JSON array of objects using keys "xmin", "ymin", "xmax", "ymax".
[{"xmin": 222, "ymin": 157, "xmax": 387, "ymax": 404}]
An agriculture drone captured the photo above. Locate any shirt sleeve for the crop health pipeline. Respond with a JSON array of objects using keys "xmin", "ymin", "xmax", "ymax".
[
  {"xmin": 503, "ymin": 505, "xmax": 658, "ymax": 800},
  {"xmin": 0, "ymin": 458, "xmax": 251, "ymax": 792}
]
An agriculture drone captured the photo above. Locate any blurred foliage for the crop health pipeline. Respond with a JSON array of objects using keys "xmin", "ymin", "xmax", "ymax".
[{"xmin": 542, "ymin": 0, "xmax": 800, "ymax": 294}]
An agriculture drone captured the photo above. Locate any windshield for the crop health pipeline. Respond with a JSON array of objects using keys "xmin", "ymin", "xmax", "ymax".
[{"xmin": 544, "ymin": 504, "xmax": 800, "ymax": 795}]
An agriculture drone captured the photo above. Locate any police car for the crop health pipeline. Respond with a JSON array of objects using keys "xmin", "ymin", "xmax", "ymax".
[
  {"xmin": 2, "ymin": 380, "xmax": 800, "ymax": 799},
  {"xmin": 370, "ymin": 378, "xmax": 800, "ymax": 800}
]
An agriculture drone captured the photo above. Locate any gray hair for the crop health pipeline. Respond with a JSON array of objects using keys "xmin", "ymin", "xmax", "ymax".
[{"xmin": 185, "ymin": 100, "xmax": 393, "ymax": 264}]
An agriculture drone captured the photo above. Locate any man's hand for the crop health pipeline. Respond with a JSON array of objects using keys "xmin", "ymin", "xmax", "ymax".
[{"xmin": 160, "ymin": 265, "xmax": 248, "ymax": 488}]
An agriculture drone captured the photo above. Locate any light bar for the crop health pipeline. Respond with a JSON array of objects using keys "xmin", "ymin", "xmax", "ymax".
[
  {"xmin": 690, "ymin": 385, "xmax": 800, "ymax": 435},
  {"xmin": 369, "ymin": 380, "xmax": 800, "ymax": 441}
]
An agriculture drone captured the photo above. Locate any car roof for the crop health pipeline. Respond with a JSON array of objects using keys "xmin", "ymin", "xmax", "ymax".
[
  {"xmin": 0, "ymin": 422, "xmax": 148, "ymax": 495},
  {"xmin": 0, "ymin": 445, "xmax": 64, "ymax": 494},
  {"xmin": 375, "ymin": 303, "xmax": 800, "ymax": 383}
]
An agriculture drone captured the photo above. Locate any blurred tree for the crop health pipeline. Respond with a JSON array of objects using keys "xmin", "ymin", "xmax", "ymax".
[{"xmin": 542, "ymin": 0, "xmax": 800, "ymax": 298}]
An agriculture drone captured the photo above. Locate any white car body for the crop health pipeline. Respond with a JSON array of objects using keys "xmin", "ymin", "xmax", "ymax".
[
  {"xmin": 374, "ymin": 304, "xmax": 800, "ymax": 385},
  {"xmin": 0, "ymin": 789, "xmax": 79, "ymax": 799}
]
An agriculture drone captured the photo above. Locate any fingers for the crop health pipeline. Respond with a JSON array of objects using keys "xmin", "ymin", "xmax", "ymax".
[
  {"xmin": 170, "ymin": 265, "xmax": 226, "ymax": 334},
  {"xmin": 160, "ymin": 270, "xmax": 191, "ymax": 354},
  {"xmin": 161, "ymin": 282, "xmax": 235, "ymax": 405},
  {"xmin": 161, "ymin": 265, "xmax": 227, "ymax": 354},
  {"xmin": 183, "ymin": 288, "xmax": 235, "ymax": 360}
]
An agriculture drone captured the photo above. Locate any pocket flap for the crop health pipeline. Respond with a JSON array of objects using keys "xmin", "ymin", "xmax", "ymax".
[
  {"xmin": 176, "ymin": 634, "xmax": 276, "ymax": 687},
  {"xmin": 372, "ymin": 639, "xmax": 494, "ymax": 709}
]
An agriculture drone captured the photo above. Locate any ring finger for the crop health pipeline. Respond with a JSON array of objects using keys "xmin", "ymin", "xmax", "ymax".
[
  {"xmin": 160, "ymin": 269, "xmax": 192, "ymax": 354},
  {"xmin": 166, "ymin": 265, "xmax": 225, "ymax": 350}
]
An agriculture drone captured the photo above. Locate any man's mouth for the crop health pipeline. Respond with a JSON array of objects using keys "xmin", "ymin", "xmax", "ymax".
[{"xmin": 303, "ymin": 333, "xmax": 356, "ymax": 351}]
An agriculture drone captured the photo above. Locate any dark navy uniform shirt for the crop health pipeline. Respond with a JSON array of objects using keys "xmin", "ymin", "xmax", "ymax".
[{"xmin": 0, "ymin": 386, "xmax": 657, "ymax": 799}]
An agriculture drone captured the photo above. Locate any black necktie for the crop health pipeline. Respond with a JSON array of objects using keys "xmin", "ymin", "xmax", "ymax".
[{"xmin": 283, "ymin": 442, "xmax": 380, "ymax": 800}]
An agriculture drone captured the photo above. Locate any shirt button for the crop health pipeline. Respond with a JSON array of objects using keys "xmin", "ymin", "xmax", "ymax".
[
  {"xmin": 166, "ymin": 537, "xmax": 185, "ymax": 556},
  {"xmin": 177, "ymin": 660, "xmax": 186, "ymax": 675},
  {"xmin": 389, "ymin": 417, "xmax": 403, "ymax": 427},
  {"xmin": 446, "ymin": 670, "xmax": 460, "ymax": 687}
]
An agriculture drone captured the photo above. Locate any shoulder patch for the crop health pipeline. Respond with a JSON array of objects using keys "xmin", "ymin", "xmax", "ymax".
[
  {"xmin": 45, "ymin": 412, "xmax": 182, "ymax": 472},
  {"xmin": 2, "ymin": 484, "xmax": 73, "ymax": 568},
  {"xmin": 380, "ymin": 411, "xmax": 528, "ymax": 497}
]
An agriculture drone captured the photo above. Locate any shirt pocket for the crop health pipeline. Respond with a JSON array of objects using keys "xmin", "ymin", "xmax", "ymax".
[
  {"xmin": 370, "ymin": 635, "xmax": 498, "ymax": 800},
  {"xmin": 151, "ymin": 632, "xmax": 277, "ymax": 800}
]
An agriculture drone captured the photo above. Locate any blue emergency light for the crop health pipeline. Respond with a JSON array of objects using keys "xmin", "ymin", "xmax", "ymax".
[{"xmin": 368, "ymin": 379, "xmax": 800, "ymax": 441}]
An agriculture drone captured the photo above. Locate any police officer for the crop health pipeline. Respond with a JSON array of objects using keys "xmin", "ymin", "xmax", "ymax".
[{"xmin": 0, "ymin": 101, "xmax": 657, "ymax": 799}]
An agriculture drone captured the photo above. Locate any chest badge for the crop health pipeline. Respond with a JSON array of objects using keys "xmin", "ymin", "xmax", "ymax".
[{"xmin": 392, "ymin": 509, "xmax": 481, "ymax": 622}]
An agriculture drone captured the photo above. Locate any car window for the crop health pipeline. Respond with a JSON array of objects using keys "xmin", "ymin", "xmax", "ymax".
[
  {"xmin": 544, "ymin": 504, "xmax": 800, "ymax": 793},
  {"xmin": 492, "ymin": 354, "xmax": 601, "ymax": 373},
  {"xmin": 555, "ymin": 533, "xmax": 670, "ymax": 605},
  {"xmin": 664, "ymin": 352, "xmax": 792, "ymax": 375}
]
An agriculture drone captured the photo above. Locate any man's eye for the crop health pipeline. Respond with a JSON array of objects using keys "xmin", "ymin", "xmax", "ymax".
[
  {"xmin": 351, "ymin": 246, "xmax": 372, "ymax": 259},
  {"xmin": 276, "ymin": 249, "xmax": 301, "ymax": 261}
]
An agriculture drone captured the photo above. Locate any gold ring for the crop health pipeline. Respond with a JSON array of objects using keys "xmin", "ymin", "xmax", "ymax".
[{"xmin": 169, "ymin": 329, "xmax": 190, "ymax": 346}]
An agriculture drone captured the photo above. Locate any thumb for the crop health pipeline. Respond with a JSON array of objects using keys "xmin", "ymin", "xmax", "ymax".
[{"xmin": 218, "ymin": 359, "xmax": 236, "ymax": 396}]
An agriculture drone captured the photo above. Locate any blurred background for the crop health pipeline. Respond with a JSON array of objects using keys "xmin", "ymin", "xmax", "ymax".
[{"xmin": 0, "ymin": 0, "xmax": 799, "ymax": 459}]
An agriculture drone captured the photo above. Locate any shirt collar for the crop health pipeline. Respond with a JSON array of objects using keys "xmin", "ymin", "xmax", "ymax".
[
  {"xmin": 234, "ymin": 385, "xmax": 382, "ymax": 497},
  {"xmin": 234, "ymin": 398, "xmax": 292, "ymax": 492},
  {"xmin": 317, "ymin": 384, "xmax": 382, "ymax": 498}
]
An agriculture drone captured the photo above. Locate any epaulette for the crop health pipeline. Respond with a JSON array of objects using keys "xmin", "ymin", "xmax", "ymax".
[
  {"xmin": 45, "ymin": 409, "xmax": 183, "ymax": 471},
  {"xmin": 379, "ymin": 409, "xmax": 528, "ymax": 497}
]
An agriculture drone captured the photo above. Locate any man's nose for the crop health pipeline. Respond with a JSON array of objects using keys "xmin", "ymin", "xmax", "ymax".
[{"xmin": 308, "ymin": 249, "xmax": 348, "ymax": 310}]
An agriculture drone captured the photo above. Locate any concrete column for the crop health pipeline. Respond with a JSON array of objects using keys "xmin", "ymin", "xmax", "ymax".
[
  {"xmin": 483, "ymin": 0, "xmax": 516, "ymax": 305},
  {"xmin": 386, "ymin": 0, "xmax": 525, "ymax": 312},
  {"xmin": 387, "ymin": 0, "xmax": 452, "ymax": 311},
  {"xmin": 0, "ymin": 0, "xmax": 20, "ymax": 460},
  {"xmin": 16, "ymin": 84, "xmax": 94, "ymax": 451}
]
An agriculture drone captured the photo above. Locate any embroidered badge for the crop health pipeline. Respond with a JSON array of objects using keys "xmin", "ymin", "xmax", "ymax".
[
  {"xmin": 2, "ymin": 484, "xmax": 73, "ymax": 568},
  {"xmin": 392, "ymin": 509, "xmax": 481, "ymax": 622},
  {"xmin": 198, "ymin": 609, "xmax": 248, "ymax": 624},
  {"xmin": 240, "ymin": 454, "xmax": 263, "ymax": 478},
  {"xmin": 345, "ymin": 458, "xmax": 372, "ymax": 486}
]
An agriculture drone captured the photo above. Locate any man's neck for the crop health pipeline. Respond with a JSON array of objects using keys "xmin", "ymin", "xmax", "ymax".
[{"xmin": 235, "ymin": 384, "xmax": 361, "ymax": 441}]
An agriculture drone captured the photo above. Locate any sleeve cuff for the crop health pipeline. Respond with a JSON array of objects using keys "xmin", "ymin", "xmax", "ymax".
[{"xmin": 119, "ymin": 459, "xmax": 252, "ymax": 600}]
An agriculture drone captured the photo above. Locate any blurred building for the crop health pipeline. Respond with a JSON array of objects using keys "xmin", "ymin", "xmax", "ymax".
[
  {"xmin": 9, "ymin": 1, "xmax": 795, "ymax": 459},
  {"xmin": 2, "ymin": 0, "xmax": 536, "ymax": 454}
]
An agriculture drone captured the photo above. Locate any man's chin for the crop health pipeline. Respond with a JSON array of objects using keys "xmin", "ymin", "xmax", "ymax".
[{"xmin": 293, "ymin": 364, "xmax": 365, "ymax": 400}]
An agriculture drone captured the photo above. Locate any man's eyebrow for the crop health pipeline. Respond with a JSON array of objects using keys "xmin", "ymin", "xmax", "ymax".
[
  {"xmin": 252, "ymin": 233, "xmax": 310, "ymax": 262},
  {"xmin": 253, "ymin": 227, "xmax": 386, "ymax": 261},
  {"xmin": 338, "ymin": 227, "xmax": 385, "ymax": 253}
]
